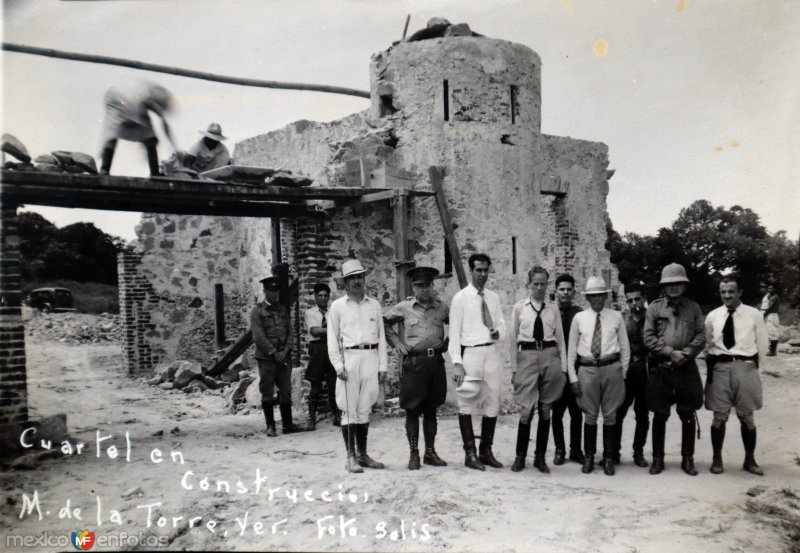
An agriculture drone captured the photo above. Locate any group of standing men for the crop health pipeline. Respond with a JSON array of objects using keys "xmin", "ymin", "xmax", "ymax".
[{"xmin": 250, "ymin": 254, "xmax": 774, "ymax": 477}]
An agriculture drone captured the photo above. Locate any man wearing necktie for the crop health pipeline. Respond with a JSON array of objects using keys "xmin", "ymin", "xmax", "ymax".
[
  {"xmin": 567, "ymin": 276, "xmax": 630, "ymax": 475},
  {"xmin": 449, "ymin": 253, "xmax": 507, "ymax": 471},
  {"xmin": 509, "ymin": 266, "xmax": 568, "ymax": 474},
  {"xmin": 643, "ymin": 263, "xmax": 706, "ymax": 476},
  {"xmin": 704, "ymin": 274, "xmax": 768, "ymax": 475},
  {"xmin": 304, "ymin": 283, "xmax": 341, "ymax": 429}
]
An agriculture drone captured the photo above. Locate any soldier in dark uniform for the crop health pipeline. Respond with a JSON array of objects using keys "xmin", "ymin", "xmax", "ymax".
[
  {"xmin": 611, "ymin": 280, "xmax": 650, "ymax": 468},
  {"xmin": 384, "ymin": 266, "xmax": 449, "ymax": 470},
  {"xmin": 250, "ymin": 276, "xmax": 307, "ymax": 437},
  {"xmin": 550, "ymin": 273, "xmax": 585, "ymax": 465},
  {"xmin": 304, "ymin": 283, "xmax": 341, "ymax": 429},
  {"xmin": 643, "ymin": 263, "xmax": 705, "ymax": 476}
]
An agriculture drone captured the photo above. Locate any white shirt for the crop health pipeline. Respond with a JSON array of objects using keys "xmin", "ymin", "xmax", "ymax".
[
  {"xmin": 304, "ymin": 305, "xmax": 327, "ymax": 342},
  {"xmin": 705, "ymin": 303, "xmax": 768, "ymax": 364},
  {"xmin": 567, "ymin": 307, "xmax": 631, "ymax": 382},
  {"xmin": 509, "ymin": 298, "xmax": 567, "ymax": 373},
  {"xmin": 448, "ymin": 283, "xmax": 507, "ymax": 365},
  {"xmin": 187, "ymin": 139, "xmax": 230, "ymax": 172},
  {"xmin": 327, "ymin": 294, "xmax": 388, "ymax": 374}
]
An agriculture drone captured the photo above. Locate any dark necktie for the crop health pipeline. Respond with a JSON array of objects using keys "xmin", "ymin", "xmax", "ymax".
[
  {"xmin": 722, "ymin": 309, "xmax": 735, "ymax": 349},
  {"xmin": 479, "ymin": 291, "xmax": 494, "ymax": 330},
  {"xmin": 531, "ymin": 303, "xmax": 544, "ymax": 341},
  {"xmin": 321, "ymin": 311, "xmax": 326, "ymax": 327},
  {"xmin": 591, "ymin": 312, "xmax": 602, "ymax": 358}
]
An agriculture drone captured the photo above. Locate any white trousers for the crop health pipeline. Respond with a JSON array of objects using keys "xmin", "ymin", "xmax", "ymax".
[
  {"xmin": 457, "ymin": 345, "xmax": 503, "ymax": 417},
  {"xmin": 336, "ymin": 349, "xmax": 379, "ymax": 425}
]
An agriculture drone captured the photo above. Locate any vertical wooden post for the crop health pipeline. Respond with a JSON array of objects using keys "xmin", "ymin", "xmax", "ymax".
[
  {"xmin": 271, "ymin": 217, "xmax": 281, "ymax": 265},
  {"xmin": 393, "ymin": 189, "xmax": 412, "ymax": 300},
  {"xmin": 430, "ymin": 166, "xmax": 468, "ymax": 288},
  {"xmin": 214, "ymin": 283, "xmax": 225, "ymax": 349}
]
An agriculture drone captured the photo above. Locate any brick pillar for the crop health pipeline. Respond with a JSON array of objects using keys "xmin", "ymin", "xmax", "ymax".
[
  {"xmin": 552, "ymin": 196, "xmax": 578, "ymax": 276},
  {"xmin": 293, "ymin": 216, "xmax": 342, "ymax": 411},
  {"xmin": 0, "ymin": 207, "xmax": 28, "ymax": 423},
  {"xmin": 117, "ymin": 251, "xmax": 157, "ymax": 376}
]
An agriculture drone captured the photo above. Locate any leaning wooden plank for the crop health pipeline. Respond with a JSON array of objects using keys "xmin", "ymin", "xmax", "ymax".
[
  {"xmin": 205, "ymin": 329, "xmax": 253, "ymax": 377},
  {"xmin": 429, "ymin": 166, "xmax": 468, "ymax": 288}
]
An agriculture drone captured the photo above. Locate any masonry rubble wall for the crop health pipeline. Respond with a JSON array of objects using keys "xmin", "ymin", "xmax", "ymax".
[{"xmin": 127, "ymin": 34, "xmax": 617, "ymax": 410}]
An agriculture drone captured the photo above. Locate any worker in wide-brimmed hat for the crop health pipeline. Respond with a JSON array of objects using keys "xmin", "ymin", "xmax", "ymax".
[
  {"xmin": 251, "ymin": 275, "xmax": 309, "ymax": 437},
  {"xmin": 384, "ymin": 265, "xmax": 450, "ymax": 470},
  {"xmin": 643, "ymin": 263, "xmax": 705, "ymax": 476},
  {"xmin": 567, "ymin": 276, "xmax": 630, "ymax": 476},
  {"xmin": 99, "ymin": 81, "xmax": 179, "ymax": 176},
  {"xmin": 183, "ymin": 122, "xmax": 231, "ymax": 173},
  {"xmin": 327, "ymin": 259, "xmax": 388, "ymax": 473}
]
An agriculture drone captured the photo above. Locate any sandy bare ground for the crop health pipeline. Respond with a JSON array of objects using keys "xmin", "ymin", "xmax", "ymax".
[{"xmin": 1, "ymin": 339, "xmax": 799, "ymax": 553}]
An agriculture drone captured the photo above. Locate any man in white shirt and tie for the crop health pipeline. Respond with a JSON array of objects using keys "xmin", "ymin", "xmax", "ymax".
[
  {"xmin": 327, "ymin": 260, "xmax": 388, "ymax": 473},
  {"xmin": 567, "ymin": 276, "xmax": 630, "ymax": 476},
  {"xmin": 449, "ymin": 253, "xmax": 507, "ymax": 471},
  {"xmin": 304, "ymin": 282, "xmax": 341, "ymax": 429},
  {"xmin": 509, "ymin": 266, "xmax": 568, "ymax": 474},
  {"xmin": 704, "ymin": 274, "xmax": 768, "ymax": 476}
]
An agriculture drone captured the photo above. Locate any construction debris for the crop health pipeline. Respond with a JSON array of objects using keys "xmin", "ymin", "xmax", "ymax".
[
  {"xmin": 33, "ymin": 151, "xmax": 98, "ymax": 174},
  {"xmin": 2, "ymin": 133, "xmax": 31, "ymax": 163},
  {"xmin": 25, "ymin": 312, "xmax": 120, "ymax": 344}
]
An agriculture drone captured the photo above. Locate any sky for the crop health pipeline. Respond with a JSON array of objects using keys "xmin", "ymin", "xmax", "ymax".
[{"xmin": 2, "ymin": 0, "xmax": 799, "ymax": 242}]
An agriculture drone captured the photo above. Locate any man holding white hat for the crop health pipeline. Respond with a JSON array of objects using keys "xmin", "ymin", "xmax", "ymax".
[
  {"xmin": 643, "ymin": 262, "xmax": 705, "ymax": 476},
  {"xmin": 327, "ymin": 259, "xmax": 388, "ymax": 473},
  {"xmin": 567, "ymin": 275, "xmax": 630, "ymax": 476},
  {"xmin": 184, "ymin": 122, "xmax": 231, "ymax": 173},
  {"xmin": 449, "ymin": 253, "xmax": 507, "ymax": 471}
]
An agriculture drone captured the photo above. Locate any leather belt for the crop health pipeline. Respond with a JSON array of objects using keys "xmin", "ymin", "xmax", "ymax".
[
  {"xmin": 519, "ymin": 340, "xmax": 557, "ymax": 351},
  {"xmin": 578, "ymin": 354, "xmax": 620, "ymax": 367},
  {"xmin": 716, "ymin": 354, "xmax": 757, "ymax": 363},
  {"xmin": 345, "ymin": 344, "xmax": 378, "ymax": 350},
  {"xmin": 631, "ymin": 354, "xmax": 646, "ymax": 363},
  {"xmin": 407, "ymin": 345, "xmax": 447, "ymax": 358},
  {"xmin": 464, "ymin": 342, "xmax": 495, "ymax": 349}
]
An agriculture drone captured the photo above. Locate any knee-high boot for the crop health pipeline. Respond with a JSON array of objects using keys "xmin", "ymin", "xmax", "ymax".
[
  {"xmin": 422, "ymin": 412, "xmax": 447, "ymax": 466},
  {"xmin": 741, "ymin": 425, "xmax": 764, "ymax": 475},
  {"xmin": 582, "ymin": 423, "xmax": 597, "ymax": 474},
  {"xmin": 533, "ymin": 417, "xmax": 551, "ymax": 473},
  {"xmin": 459, "ymin": 415, "xmax": 485, "ymax": 471},
  {"xmin": 478, "ymin": 416, "xmax": 503, "ymax": 468},
  {"xmin": 406, "ymin": 414, "xmax": 420, "ymax": 470},
  {"xmin": 649, "ymin": 415, "xmax": 666, "ymax": 474},
  {"xmin": 680, "ymin": 416, "xmax": 698, "ymax": 476},
  {"xmin": 511, "ymin": 422, "xmax": 531, "ymax": 472},
  {"xmin": 710, "ymin": 423, "xmax": 725, "ymax": 474},
  {"xmin": 262, "ymin": 400, "xmax": 277, "ymax": 437}
]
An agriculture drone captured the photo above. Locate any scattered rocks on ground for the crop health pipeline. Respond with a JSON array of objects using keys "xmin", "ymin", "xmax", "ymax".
[{"xmin": 25, "ymin": 312, "xmax": 121, "ymax": 344}]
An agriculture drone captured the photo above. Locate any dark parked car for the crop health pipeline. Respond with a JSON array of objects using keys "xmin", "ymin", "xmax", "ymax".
[{"xmin": 25, "ymin": 288, "xmax": 76, "ymax": 313}]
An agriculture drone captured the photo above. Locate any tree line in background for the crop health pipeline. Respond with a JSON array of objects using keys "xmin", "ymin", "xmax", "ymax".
[
  {"xmin": 17, "ymin": 212, "xmax": 127, "ymax": 286},
  {"xmin": 606, "ymin": 199, "xmax": 799, "ymax": 314}
]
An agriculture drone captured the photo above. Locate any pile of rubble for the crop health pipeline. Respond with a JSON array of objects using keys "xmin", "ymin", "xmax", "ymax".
[
  {"xmin": 147, "ymin": 357, "xmax": 253, "ymax": 399},
  {"xmin": 24, "ymin": 312, "xmax": 121, "ymax": 344}
]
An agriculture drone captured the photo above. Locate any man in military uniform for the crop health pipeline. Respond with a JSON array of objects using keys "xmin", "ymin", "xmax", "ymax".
[
  {"xmin": 551, "ymin": 273, "xmax": 585, "ymax": 465},
  {"xmin": 705, "ymin": 274, "xmax": 768, "ymax": 475},
  {"xmin": 643, "ymin": 263, "xmax": 705, "ymax": 476},
  {"xmin": 508, "ymin": 266, "xmax": 567, "ymax": 474},
  {"xmin": 251, "ymin": 276, "xmax": 307, "ymax": 437},
  {"xmin": 384, "ymin": 266, "xmax": 449, "ymax": 470},
  {"xmin": 327, "ymin": 259, "xmax": 388, "ymax": 473},
  {"xmin": 304, "ymin": 283, "xmax": 341, "ymax": 429},
  {"xmin": 611, "ymin": 280, "xmax": 651, "ymax": 468}
]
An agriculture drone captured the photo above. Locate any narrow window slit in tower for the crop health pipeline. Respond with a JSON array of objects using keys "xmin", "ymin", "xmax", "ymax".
[
  {"xmin": 511, "ymin": 237, "xmax": 517, "ymax": 274},
  {"xmin": 510, "ymin": 85, "xmax": 518, "ymax": 124},
  {"xmin": 443, "ymin": 79, "xmax": 450, "ymax": 121}
]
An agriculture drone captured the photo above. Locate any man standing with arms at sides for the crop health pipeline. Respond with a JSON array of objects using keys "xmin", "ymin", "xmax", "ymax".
[
  {"xmin": 611, "ymin": 280, "xmax": 651, "ymax": 468},
  {"xmin": 567, "ymin": 276, "xmax": 630, "ymax": 476},
  {"xmin": 508, "ymin": 266, "xmax": 568, "ymax": 474},
  {"xmin": 760, "ymin": 283, "xmax": 781, "ymax": 356},
  {"xmin": 643, "ymin": 263, "xmax": 705, "ymax": 476},
  {"xmin": 327, "ymin": 260, "xmax": 388, "ymax": 473},
  {"xmin": 384, "ymin": 266, "xmax": 450, "ymax": 470},
  {"xmin": 251, "ymin": 276, "xmax": 307, "ymax": 437},
  {"xmin": 705, "ymin": 274, "xmax": 768, "ymax": 475},
  {"xmin": 304, "ymin": 283, "xmax": 341, "ymax": 430},
  {"xmin": 449, "ymin": 253, "xmax": 507, "ymax": 471},
  {"xmin": 551, "ymin": 273, "xmax": 585, "ymax": 466}
]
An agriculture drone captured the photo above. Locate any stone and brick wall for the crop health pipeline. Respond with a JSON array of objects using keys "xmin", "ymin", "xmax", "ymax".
[
  {"xmin": 117, "ymin": 250, "xmax": 159, "ymax": 376},
  {"xmin": 0, "ymin": 207, "xmax": 28, "ymax": 423}
]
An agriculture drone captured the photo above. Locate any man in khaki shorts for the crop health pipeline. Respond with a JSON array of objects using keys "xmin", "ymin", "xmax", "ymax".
[
  {"xmin": 509, "ymin": 266, "xmax": 567, "ymax": 474},
  {"xmin": 705, "ymin": 274, "xmax": 768, "ymax": 475}
]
